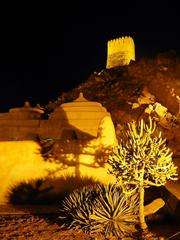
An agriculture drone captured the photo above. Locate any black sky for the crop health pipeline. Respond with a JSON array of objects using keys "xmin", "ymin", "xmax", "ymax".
[{"xmin": 0, "ymin": 1, "xmax": 179, "ymax": 112}]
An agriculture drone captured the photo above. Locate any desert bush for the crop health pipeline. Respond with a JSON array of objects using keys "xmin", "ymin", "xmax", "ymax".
[
  {"xmin": 108, "ymin": 117, "xmax": 178, "ymax": 230},
  {"xmin": 90, "ymin": 184, "xmax": 139, "ymax": 238},
  {"xmin": 59, "ymin": 185, "xmax": 97, "ymax": 231},
  {"xmin": 59, "ymin": 184, "xmax": 139, "ymax": 238}
]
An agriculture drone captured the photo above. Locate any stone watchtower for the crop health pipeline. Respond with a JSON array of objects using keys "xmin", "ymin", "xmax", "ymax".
[{"xmin": 106, "ymin": 36, "xmax": 135, "ymax": 69}]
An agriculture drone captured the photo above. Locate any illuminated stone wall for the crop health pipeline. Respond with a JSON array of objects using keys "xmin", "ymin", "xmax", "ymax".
[
  {"xmin": 0, "ymin": 119, "xmax": 40, "ymax": 140},
  {"xmin": 0, "ymin": 95, "xmax": 117, "ymax": 203},
  {"xmin": 106, "ymin": 36, "xmax": 135, "ymax": 68},
  {"xmin": 0, "ymin": 140, "xmax": 116, "ymax": 204},
  {"xmin": 0, "ymin": 102, "xmax": 42, "ymax": 140},
  {"xmin": 0, "ymin": 93, "xmax": 117, "ymax": 141}
]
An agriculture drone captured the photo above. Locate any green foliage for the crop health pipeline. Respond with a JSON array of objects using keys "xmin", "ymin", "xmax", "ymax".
[
  {"xmin": 90, "ymin": 184, "xmax": 139, "ymax": 238},
  {"xmin": 59, "ymin": 184, "xmax": 139, "ymax": 238},
  {"xmin": 108, "ymin": 117, "xmax": 178, "ymax": 192}
]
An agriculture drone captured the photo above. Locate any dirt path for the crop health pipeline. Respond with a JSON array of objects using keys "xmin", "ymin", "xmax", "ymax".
[
  {"xmin": 0, "ymin": 214, "xmax": 91, "ymax": 240},
  {"xmin": 0, "ymin": 205, "xmax": 180, "ymax": 240},
  {"xmin": 0, "ymin": 205, "xmax": 92, "ymax": 240}
]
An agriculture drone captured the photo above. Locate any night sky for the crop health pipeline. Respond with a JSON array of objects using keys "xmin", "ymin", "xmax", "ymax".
[{"xmin": 0, "ymin": 2, "xmax": 179, "ymax": 112}]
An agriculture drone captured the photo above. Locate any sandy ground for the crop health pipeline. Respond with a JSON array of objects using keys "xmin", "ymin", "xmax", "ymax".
[
  {"xmin": 0, "ymin": 215, "xmax": 91, "ymax": 240},
  {"xmin": 0, "ymin": 205, "xmax": 180, "ymax": 240}
]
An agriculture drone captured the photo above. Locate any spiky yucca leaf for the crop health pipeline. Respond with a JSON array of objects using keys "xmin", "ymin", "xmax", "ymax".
[
  {"xmin": 59, "ymin": 185, "xmax": 97, "ymax": 231},
  {"xmin": 90, "ymin": 184, "xmax": 139, "ymax": 238}
]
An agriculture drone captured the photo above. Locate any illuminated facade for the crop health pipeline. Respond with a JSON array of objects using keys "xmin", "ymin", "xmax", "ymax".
[
  {"xmin": 0, "ymin": 93, "xmax": 116, "ymax": 143},
  {"xmin": 0, "ymin": 93, "xmax": 117, "ymax": 203},
  {"xmin": 106, "ymin": 36, "xmax": 135, "ymax": 68}
]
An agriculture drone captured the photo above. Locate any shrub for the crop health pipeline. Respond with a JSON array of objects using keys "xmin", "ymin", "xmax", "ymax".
[
  {"xmin": 59, "ymin": 184, "xmax": 139, "ymax": 238},
  {"xmin": 90, "ymin": 184, "xmax": 139, "ymax": 238},
  {"xmin": 108, "ymin": 117, "xmax": 178, "ymax": 230},
  {"xmin": 59, "ymin": 185, "xmax": 97, "ymax": 232}
]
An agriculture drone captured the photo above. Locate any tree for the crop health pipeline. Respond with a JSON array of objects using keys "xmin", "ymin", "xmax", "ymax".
[{"xmin": 108, "ymin": 117, "xmax": 178, "ymax": 230}]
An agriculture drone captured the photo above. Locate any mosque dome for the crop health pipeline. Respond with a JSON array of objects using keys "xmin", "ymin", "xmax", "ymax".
[
  {"xmin": 8, "ymin": 101, "xmax": 44, "ymax": 120},
  {"xmin": 49, "ymin": 92, "xmax": 108, "ymax": 119},
  {"xmin": 49, "ymin": 92, "xmax": 110, "ymax": 138}
]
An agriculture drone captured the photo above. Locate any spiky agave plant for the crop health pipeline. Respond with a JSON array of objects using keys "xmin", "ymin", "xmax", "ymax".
[
  {"xmin": 59, "ymin": 185, "xmax": 97, "ymax": 232},
  {"xmin": 90, "ymin": 184, "xmax": 139, "ymax": 238}
]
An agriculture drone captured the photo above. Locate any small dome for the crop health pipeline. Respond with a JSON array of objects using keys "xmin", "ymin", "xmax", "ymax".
[
  {"xmin": 60, "ymin": 92, "xmax": 103, "ymax": 109},
  {"xmin": 5, "ymin": 101, "xmax": 44, "ymax": 120},
  {"xmin": 49, "ymin": 92, "xmax": 110, "ymax": 137},
  {"xmin": 50, "ymin": 92, "xmax": 108, "ymax": 119},
  {"xmin": 74, "ymin": 92, "xmax": 88, "ymax": 102},
  {"xmin": 10, "ymin": 101, "xmax": 44, "ymax": 114}
]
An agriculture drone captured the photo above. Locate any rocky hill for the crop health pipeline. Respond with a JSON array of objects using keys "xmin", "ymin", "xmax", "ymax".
[{"xmin": 46, "ymin": 52, "xmax": 180, "ymax": 200}]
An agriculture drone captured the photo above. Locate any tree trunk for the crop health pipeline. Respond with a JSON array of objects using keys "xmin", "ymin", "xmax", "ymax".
[{"xmin": 139, "ymin": 185, "xmax": 148, "ymax": 230}]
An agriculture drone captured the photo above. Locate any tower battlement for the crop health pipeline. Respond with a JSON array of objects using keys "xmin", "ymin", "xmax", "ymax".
[{"xmin": 106, "ymin": 36, "xmax": 135, "ymax": 68}]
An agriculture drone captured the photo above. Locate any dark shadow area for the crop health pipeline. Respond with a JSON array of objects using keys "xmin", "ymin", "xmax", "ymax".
[
  {"xmin": 143, "ymin": 185, "xmax": 180, "ymax": 239},
  {"xmin": 5, "ymin": 175, "xmax": 100, "ymax": 226},
  {"xmin": 148, "ymin": 218, "xmax": 180, "ymax": 240},
  {"xmin": 7, "ymin": 175, "xmax": 100, "ymax": 205}
]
